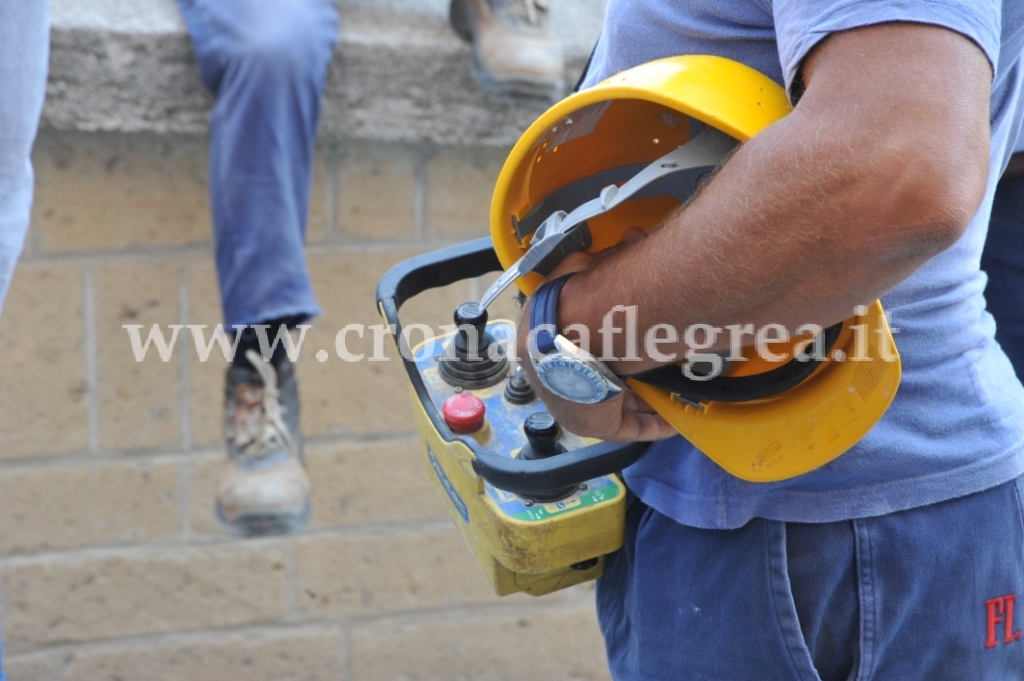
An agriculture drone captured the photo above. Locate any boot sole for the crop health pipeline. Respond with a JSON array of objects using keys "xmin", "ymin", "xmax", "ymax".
[
  {"xmin": 469, "ymin": 51, "xmax": 564, "ymax": 104},
  {"xmin": 449, "ymin": 0, "xmax": 474, "ymax": 42},
  {"xmin": 216, "ymin": 499, "xmax": 311, "ymax": 538},
  {"xmin": 450, "ymin": 0, "xmax": 563, "ymax": 104}
]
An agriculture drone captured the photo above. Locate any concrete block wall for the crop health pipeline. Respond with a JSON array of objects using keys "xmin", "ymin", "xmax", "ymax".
[
  {"xmin": 0, "ymin": 1, "xmax": 614, "ymax": 676},
  {"xmin": 0, "ymin": 129, "xmax": 613, "ymax": 681}
]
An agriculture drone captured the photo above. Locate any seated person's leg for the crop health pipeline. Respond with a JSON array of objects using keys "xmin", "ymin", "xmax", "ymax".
[
  {"xmin": 0, "ymin": 2, "xmax": 48, "ymax": 671},
  {"xmin": 177, "ymin": 0, "xmax": 340, "ymax": 536},
  {"xmin": 0, "ymin": 0, "xmax": 48, "ymax": 313},
  {"xmin": 449, "ymin": 0, "xmax": 564, "ymax": 102}
]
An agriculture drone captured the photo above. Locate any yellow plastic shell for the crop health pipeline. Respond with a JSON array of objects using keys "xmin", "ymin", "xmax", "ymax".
[
  {"xmin": 490, "ymin": 55, "xmax": 902, "ymax": 482},
  {"xmin": 629, "ymin": 302, "xmax": 900, "ymax": 482},
  {"xmin": 491, "ymin": 55, "xmax": 792, "ymax": 294}
]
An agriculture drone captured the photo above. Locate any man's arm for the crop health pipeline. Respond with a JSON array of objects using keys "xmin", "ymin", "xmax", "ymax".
[
  {"xmin": 517, "ymin": 22, "xmax": 992, "ymax": 441},
  {"xmin": 560, "ymin": 22, "xmax": 991, "ymax": 372}
]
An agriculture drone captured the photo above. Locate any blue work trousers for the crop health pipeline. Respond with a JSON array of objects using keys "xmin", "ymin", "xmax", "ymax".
[
  {"xmin": 597, "ymin": 478, "xmax": 1024, "ymax": 680},
  {"xmin": 177, "ymin": 0, "xmax": 339, "ymax": 327}
]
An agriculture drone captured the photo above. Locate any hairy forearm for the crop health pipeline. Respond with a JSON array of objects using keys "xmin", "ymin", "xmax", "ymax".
[
  {"xmin": 557, "ymin": 24, "xmax": 990, "ymax": 375},
  {"xmin": 561, "ymin": 109, "xmax": 949, "ymax": 371}
]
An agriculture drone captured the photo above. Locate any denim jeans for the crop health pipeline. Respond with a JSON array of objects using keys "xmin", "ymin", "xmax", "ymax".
[
  {"xmin": 983, "ymin": 172, "xmax": 1024, "ymax": 378},
  {"xmin": 0, "ymin": 0, "xmax": 49, "ymax": 321},
  {"xmin": 0, "ymin": 1, "xmax": 49, "ymax": 673},
  {"xmin": 597, "ymin": 478, "xmax": 1024, "ymax": 680},
  {"xmin": 176, "ymin": 0, "xmax": 339, "ymax": 327}
]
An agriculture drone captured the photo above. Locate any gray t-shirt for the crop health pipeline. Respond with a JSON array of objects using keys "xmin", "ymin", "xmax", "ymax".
[{"xmin": 581, "ymin": 0, "xmax": 1024, "ymax": 528}]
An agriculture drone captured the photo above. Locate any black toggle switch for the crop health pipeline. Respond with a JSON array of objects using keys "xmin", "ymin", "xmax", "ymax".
[
  {"xmin": 517, "ymin": 411, "xmax": 576, "ymax": 502},
  {"xmin": 520, "ymin": 411, "xmax": 565, "ymax": 459},
  {"xmin": 504, "ymin": 364, "xmax": 536, "ymax": 404}
]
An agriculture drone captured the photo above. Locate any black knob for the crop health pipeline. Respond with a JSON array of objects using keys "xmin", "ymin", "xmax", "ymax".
[
  {"xmin": 521, "ymin": 412, "xmax": 564, "ymax": 459},
  {"xmin": 452, "ymin": 303, "xmax": 487, "ymax": 356},
  {"xmin": 517, "ymin": 411, "xmax": 575, "ymax": 502},
  {"xmin": 454, "ymin": 302, "xmax": 487, "ymax": 329},
  {"xmin": 439, "ymin": 301, "xmax": 507, "ymax": 389}
]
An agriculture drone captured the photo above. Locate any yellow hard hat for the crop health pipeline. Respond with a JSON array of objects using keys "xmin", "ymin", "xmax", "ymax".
[{"xmin": 490, "ymin": 55, "xmax": 901, "ymax": 482}]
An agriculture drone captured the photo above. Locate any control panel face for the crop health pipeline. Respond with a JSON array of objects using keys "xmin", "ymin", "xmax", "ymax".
[{"xmin": 412, "ymin": 321, "xmax": 621, "ymax": 522}]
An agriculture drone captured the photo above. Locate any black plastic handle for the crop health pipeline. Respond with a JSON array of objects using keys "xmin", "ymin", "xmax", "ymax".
[
  {"xmin": 377, "ymin": 237, "xmax": 502, "ymax": 312},
  {"xmin": 376, "ymin": 238, "xmax": 650, "ymax": 498}
]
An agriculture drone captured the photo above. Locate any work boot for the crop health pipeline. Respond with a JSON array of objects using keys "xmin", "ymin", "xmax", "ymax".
[
  {"xmin": 216, "ymin": 349, "xmax": 310, "ymax": 537},
  {"xmin": 449, "ymin": 0, "xmax": 564, "ymax": 103}
]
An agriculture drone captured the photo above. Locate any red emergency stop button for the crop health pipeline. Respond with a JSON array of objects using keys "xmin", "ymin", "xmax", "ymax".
[{"xmin": 443, "ymin": 393, "xmax": 486, "ymax": 433}]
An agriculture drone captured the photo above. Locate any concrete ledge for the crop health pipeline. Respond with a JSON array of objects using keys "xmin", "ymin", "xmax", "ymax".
[{"xmin": 45, "ymin": 0, "xmax": 606, "ymax": 147}]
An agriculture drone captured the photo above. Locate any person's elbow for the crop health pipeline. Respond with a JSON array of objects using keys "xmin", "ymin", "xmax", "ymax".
[
  {"xmin": 796, "ymin": 22, "xmax": 993, "ymax": 262},
  {"xmin": 863, "ymin": 127, "xmax": 989, "ymax": 260}
]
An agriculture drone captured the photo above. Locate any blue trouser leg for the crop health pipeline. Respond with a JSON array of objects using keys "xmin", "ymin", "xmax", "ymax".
[
  {"xmin": 0, "ymin": 0, "xmax": 49, "ymax": 321},
  {"xmin": 598, "ymin": 480, "xmax": 1024, "ymax": 681},
  {"xmin": 177, "ymin": 0, "xmax": 339, "ymax": 328},
  {"xmin": 982, "ymin": 173, "xmax": 1024, "ymax": 377},
  {"xmin": 0, "ymin": 2, "xmax": 49, "ymax": 674}
]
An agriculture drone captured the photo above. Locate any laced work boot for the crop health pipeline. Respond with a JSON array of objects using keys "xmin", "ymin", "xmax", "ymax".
[
  {"xmin": 216, "ymin": 350, "xmax": 310, "ymax": 536},
  {"xmin": 449, "ymin": 0, "xmax": 564, "ymax": 103}
]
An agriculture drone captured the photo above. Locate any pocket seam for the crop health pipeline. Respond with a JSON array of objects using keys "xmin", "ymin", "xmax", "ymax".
[{"xmin": 768, "ymin": 521, "xmax": 825, "ymax": 681}]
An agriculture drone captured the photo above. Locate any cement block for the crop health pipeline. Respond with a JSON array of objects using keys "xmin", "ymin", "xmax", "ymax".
[
  {"xmin": 295, "ymin": 526, "xmax": 506, "ymax": 616},
  {"xmin": 0, "ymin": 460, "xmax": 180, "ymax": 554},
  {"xmin": 64, "ymin": 628, "xmax": 345, "ymax": 681},
  {"xmin": 96, "ymin": 260, "xmax": 181, "ymax": 452},
  {"xmin": 0, "ymin": 262, "xmax": 90, "ymax": 459},
  {"xmin": 31, "ymin": 131, "xmax": 211, "ymax": 254},
  {"xmin": 351, "ymin": 605, "xmax": 612, "ymax": 681},
  {"xmin": 1, "ymin": 545, "xmax": 289, "ymax": 647}
]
